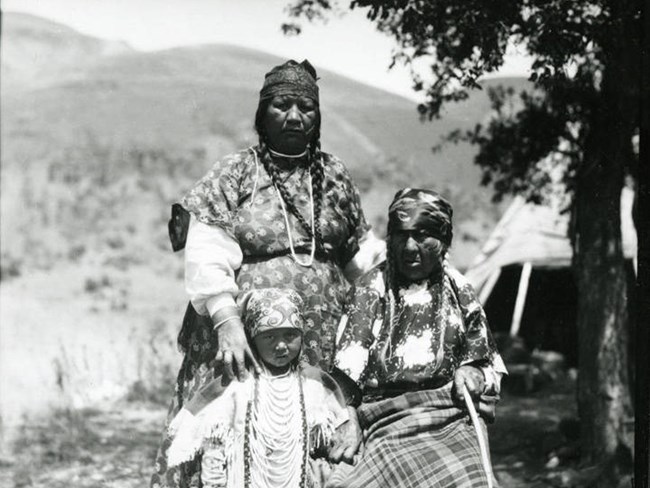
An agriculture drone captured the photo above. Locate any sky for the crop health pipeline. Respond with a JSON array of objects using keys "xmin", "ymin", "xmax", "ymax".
[{"xmin": 2, "ymin": 0, "xmax": 532, "ymax": 100}]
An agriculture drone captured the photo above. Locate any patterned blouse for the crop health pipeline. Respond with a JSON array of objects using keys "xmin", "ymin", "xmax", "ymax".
[
  {"xmin": 181, "ymin": 147, "xmax": 368, "ymax": 266},
  {"xmin": 335, "ymin": 263, "xmax": 504, "ymax": 400},
  {"xmin": 180, "ymin": 146, "xmax": 370, "ymax": 368}
]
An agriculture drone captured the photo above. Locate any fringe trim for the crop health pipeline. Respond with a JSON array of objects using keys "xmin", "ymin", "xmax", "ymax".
[{"xmin": 167, "ymin": 408, "xmax": 234, "ymax": 467}]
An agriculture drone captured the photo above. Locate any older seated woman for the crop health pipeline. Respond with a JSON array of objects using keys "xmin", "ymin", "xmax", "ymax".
[{"xmin": 330, "ymin": 188, "xmax": 507, "ymax": 488}]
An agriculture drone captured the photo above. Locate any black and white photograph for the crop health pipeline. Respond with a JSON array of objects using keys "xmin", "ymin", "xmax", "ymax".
[{"xmin": 0, "ymin": 1, "xmax": 646, "ymax": 487}]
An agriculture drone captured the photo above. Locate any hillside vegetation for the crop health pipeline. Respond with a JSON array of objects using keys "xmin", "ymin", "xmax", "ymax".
[
  {"xmin": 0, "ymin": 12, "xmax": 525, "ymax": 435},
  {"xmin": 1, "ymin": 13, "xmax": 528, "ymax": 273}
]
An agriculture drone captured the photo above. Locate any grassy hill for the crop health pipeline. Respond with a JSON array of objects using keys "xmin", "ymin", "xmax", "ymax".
[
  {"xmin": 0, "ymin": 12, "xmax": 528, "ymax": 434},
  {"xmin": 1, "ymin": 12, "xmax": 133, "ymax": 91},
  {"xmin": 1, "ymin": 12, "xmax": 530, "ymax": 270}
]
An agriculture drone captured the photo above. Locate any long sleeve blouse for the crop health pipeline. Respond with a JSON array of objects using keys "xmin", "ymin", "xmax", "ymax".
[
  {"xmin": 335, "ymin": 263, "xmax": 507, "ymax": 400},
  {"xmin": 180, "ymin": 148, "xmax": 385, "ymax": 320},
  {"xmin": 185, "ymin": 219, "xmax": 386, "ymax": 318}
]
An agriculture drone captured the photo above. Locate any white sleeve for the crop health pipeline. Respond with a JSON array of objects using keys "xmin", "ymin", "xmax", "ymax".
[
  {"xmin": 343, "ymin": 230, "xmax": 386, "ymax": 282},
  {"xmin": 185, "ymin": 216, "xmax": 243, "ymax": 317}
]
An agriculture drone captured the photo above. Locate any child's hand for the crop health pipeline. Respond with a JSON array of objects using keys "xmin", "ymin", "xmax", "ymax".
[{"xmin": 329, "ymin": 407, "xmax": 362, "ymax": 465}]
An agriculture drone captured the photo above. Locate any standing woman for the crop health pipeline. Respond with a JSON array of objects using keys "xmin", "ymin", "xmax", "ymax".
[{"xmin": 151, "ymin": 60, "xmax": 381, "ymax": 488}]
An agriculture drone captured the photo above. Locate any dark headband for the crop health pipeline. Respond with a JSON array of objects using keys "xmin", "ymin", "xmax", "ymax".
[
  {"xmin": 259, "ymin": 59, "xmax": 319, "ymax": 103},
  {"xmin": 388, "ymin": 188, "xmax": 453, "ymax": 246}
]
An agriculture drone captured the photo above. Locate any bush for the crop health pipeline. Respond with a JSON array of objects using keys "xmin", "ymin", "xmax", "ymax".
[
  {"xmin": 0, "ymin": 253, "xmax": 22, "ymax": 281},
  {"xmin": 84, "ymin": 275, "xmax": 112, "ymax": 293}
]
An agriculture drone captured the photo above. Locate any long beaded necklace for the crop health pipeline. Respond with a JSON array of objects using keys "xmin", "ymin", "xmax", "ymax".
[
  {"xmin": 275, "ymin": 173, "xmax": 316, "ymax": 268},
  {"xmin": 254, "ymin": 146, "xmax": 317, "ymax": 268},
  {"xmin": 244, "ymin": 369, "xmax": 309, "ymax": 488}
]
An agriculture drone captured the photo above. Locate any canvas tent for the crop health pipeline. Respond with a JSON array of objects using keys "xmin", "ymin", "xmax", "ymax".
[{"xmin": 465, "ymin": 188, "xmax": 637, "ymax": 364}]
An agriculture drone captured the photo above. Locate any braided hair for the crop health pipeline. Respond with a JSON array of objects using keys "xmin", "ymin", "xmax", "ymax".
[
  {"xmin": 254, "ymin": 100, "xmax": 325, "ymax": 254},
  {"xmin": 377, "ymin": 233, "xmax": 401, "ymax": 373}
]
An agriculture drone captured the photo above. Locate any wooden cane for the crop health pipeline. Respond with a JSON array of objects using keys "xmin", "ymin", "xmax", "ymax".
[{"xmin": 462, "ymin": 384, "xmax": 494, "ymax": 488}]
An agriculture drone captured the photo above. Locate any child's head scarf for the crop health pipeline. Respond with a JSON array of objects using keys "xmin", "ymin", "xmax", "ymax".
[{"xmin": 242, "ymin": 288, "xmax": 305, "ymax": 338}]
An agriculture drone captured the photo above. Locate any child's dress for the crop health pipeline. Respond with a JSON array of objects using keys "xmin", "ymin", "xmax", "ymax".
[{"xmin": 166, "ymin": 366, "xmax": 349, "ymax": 488}]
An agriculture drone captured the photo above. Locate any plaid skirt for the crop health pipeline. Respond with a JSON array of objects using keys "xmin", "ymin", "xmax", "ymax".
[{"xmin": 328, "ymin": 383, "xmax": 493, "ymax": 488}]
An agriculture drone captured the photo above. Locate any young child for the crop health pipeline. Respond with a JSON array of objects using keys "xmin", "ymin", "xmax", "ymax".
[{"xmin": 166, "ymin": 288, "xmax": 350, "ymax": 488}]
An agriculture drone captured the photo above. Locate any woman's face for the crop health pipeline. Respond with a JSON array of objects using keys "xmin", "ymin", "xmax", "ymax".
[
  {"xmin": 253, "ymin": 328, "xmax": 302, "ymax": 374},
  {"xmin": 263, "ymin": 95, "xmax": 318, "ymax": 154},
  {"xmin": 392, "ymin": 229, "xmax": 445, "ymax": 282}
]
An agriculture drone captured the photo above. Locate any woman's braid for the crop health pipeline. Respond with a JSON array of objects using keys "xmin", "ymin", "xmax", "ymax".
[
  {"xmin": 255, "ymin": 99, "xmax": 325, "ymax": 254},
  {"xmin": 377, "ymin": 234, "xmax": 399, "ymax": 373},
  {"xmin": 309, "ymin": 138, "xmax": 324, "ymax": 254},
  {"xmin": 384, "ymin": 234, "xmax": 401, "ymax": 303},
  {"xmin": 258, "ymin": 141, "xmax": 314, "ymax": 240}
]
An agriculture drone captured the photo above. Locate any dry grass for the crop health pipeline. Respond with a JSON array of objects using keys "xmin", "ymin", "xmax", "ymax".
[
  {"xmin": 3, "ymin": 403, "xmax": 167, "ymax": 488},
  {"xmin": 0, "ymin": 375, "xmax": 620, "ymax": 488}
]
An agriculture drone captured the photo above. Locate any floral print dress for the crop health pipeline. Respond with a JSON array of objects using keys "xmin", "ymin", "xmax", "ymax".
[
  {"xmin": 335, "ymin": 263, "xmax": 504, "ymax": 401},
  {"xmin": 151, "ymin": 147, "xmax": 368, "ymax": 488}
]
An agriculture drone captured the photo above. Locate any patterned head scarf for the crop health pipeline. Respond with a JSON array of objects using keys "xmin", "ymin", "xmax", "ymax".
[
  {"xmin": 387, "ymin": 188, "xmax": 453, "ymax": 246},
  {"xmin": 259, "ymin": 59, "xmax": 319, "ymax": 104},
  {"xmin": 242, "ymin": 288, "xmax": 305, "ymax": 338}
]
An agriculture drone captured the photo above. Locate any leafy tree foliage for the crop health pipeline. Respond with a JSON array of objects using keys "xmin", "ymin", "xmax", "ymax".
[{"xmin": 284, "ymin": 0, "xmax": 641, "ymax": 484}]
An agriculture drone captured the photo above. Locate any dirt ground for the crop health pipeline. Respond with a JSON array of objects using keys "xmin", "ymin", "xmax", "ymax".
[
  {"xmin": 0, "ymin": 375, "xmax": 613, "ymax": 488},
  {"xmin": 0, "ymin": 264, "xmax": 633, "ymax": 487}
]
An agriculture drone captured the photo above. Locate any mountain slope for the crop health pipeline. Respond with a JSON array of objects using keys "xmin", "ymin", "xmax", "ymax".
[
  {"xmin": 1, "ymin": 12, "xmax": 528, "ymax": 269},
  {"xmin": 1, "ymin": 12, "xmax": 133, "ymax": 90},
  {"xmin": 1, "ymin": 12, "xmax": 531, "ymax": 433}
]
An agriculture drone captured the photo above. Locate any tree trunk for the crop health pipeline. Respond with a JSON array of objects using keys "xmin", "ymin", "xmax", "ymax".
[
  {"xmin": 575, "ymin": 104, "xmax": 633, "ymax": 484},
  {"xmin": 573, "ymin": 2, "xmax": 637, "ymax": 483}
]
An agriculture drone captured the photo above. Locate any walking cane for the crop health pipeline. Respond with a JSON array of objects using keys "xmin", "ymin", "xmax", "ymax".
[{"xmin": 462, "ymin": 384, "xmax": 494, "ymax": 488}]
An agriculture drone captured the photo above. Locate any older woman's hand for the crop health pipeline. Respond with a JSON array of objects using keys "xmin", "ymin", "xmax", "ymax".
[
  {"xmin": 213, "ymin": 309, "xmax": 261, "ymax": 381},
  {"xmin": 329, "ymin": 407, "xmax": 363, "ymax": 465},
  {"xmin": 453, "ymin": 365, "xmax": 485, "ymax": 404}
]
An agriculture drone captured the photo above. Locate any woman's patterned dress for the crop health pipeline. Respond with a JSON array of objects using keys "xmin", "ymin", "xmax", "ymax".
[
  {"xmin": 151, "ymin": 147, "xmax": 368, "ymax": 488},
  {"xmin": 335, "ymin": 263, "xmax": 501, "ymax": 397},
  {"xmin": 329, "ymin": 264, "xmax": 505, "ymax": 488}
]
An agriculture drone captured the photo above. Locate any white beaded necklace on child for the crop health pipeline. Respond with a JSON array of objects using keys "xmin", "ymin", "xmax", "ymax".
[{"xmin": 245, "ymin": 370, "xmax": 308, "ymax": 488}]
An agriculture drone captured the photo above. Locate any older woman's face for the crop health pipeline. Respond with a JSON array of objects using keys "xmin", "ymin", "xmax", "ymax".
[
  {"xmin": 392, "ymin": 229, "xmax": 445, "ymax": 282},
  {"xmin": 264, "ymin": 95, "xmax": 318, "ymax": 155}
]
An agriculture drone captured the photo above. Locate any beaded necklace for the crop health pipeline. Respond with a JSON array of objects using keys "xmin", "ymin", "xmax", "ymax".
[
  {"xmin": 276, "ymin": 174, "xmax": 316, "ymax": 267},
  {"xmin": 268, "ymin": 147, "xmax": 308, "ymax": 159},
  {"xmin": 244, "ymin": 369, "xmax": 309, "ymax": 488},
  {"xmin": 251, "ymin": 146, "xmax": 316, "ymax": 268}
]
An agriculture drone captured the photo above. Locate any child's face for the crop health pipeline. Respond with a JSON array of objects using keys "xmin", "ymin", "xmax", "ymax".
[{"xmin": 253, "ymin": 328, "xmax": 302, "ymax": 373}]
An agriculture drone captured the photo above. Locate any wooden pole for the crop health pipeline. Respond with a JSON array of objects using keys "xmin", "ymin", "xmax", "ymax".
[
  {"xmin": 509, "ymin": 262, "xmax": 532, "ymax": 337},
  {"xmin": 478, "ymin": 268, "xmax": 501, "ymax": 306}
]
